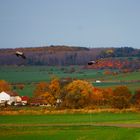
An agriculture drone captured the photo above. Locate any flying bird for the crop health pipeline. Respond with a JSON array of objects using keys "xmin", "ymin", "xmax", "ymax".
[
  {"xmin": 15, "ymin": 51, "xmax": 26, "ymax": 59},
  {"xmin": 88, "ymin": 49, "xmax": 114, "ymax": 65},
  {"xmin": 88, "ymin": 58, "xmax": 103, "ymax": 65},
  {"xmin": 88, "ymin": 60, "xmax": 97, "ymax": 65}
]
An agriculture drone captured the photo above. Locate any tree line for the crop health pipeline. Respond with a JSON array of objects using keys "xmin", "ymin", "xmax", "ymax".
[
  {"xmin": 1, "ymin": 79, "xmax": 140, "ymax": 109},
  {"xmin": 0, "ymin": 46, "xmax": 140, "ymax": 67},
  {"xmin": 32, "ymin": 78, "xmax": 140, "ymax": 109}
]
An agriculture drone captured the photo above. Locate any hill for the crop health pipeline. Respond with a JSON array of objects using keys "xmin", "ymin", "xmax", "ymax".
[
  {"xmin": 0, "ymin": 46, "xmax": 106, "ymax": 66},
  {"xmin": 0, "ymin": 46, "xmax": 140, "ymax": 68}
]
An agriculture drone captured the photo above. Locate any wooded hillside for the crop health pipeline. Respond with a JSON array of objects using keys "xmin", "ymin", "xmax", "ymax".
[{"xmin": 0, "ymin": 46, "xmax": 140, "ymax": 69}]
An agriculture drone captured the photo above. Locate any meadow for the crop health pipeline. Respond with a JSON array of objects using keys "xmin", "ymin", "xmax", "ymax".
[
  {"xmin": 0, "ymin": 66, "xmax": 140, "ymax": 96},
  {"xmin": 1, "ymin": 113, "xmax": 140, "ymax": 140},
  {"xmin": 0, "ymin": 66, "xmax": 103, "ymax": 83},
  {"xmin": 1, "ymin": 66, "xmax": 140, "ymax": 139},
  {"xmin": 1, "ymin": 125, "xmax": 140, "ymax": 140}
]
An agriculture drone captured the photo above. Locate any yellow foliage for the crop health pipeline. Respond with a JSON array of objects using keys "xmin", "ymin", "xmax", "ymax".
[
  {"xmin": 65, "ymin": 80, "xmax": 94, "ymax": 108},
  {"xmin": 40, "ymin": 92, "xmax": 55, "ymax": 105},
  {"xmin": 34, "ymin": 81, "xmax": 48, "ymax": 97},
  {"xmin": 49, "ymin": 78, "xmax": 61, "ymax": 98}
]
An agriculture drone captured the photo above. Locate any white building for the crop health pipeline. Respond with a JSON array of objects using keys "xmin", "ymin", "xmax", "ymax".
[
  {"xmin": 0, "ymin": 91, "xmax": 10, "ymax": 104},
  {"xmin": 0, "ymin": 91, "xmax": 22, "ymax": 106}
]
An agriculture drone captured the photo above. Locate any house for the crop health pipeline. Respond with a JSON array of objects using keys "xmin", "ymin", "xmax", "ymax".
[
  {"xmin": 0, "ymin": 91, "xmax": 10, "ymax": 105},
  {"xmin": 21, "ymin": 96, "xmax": 29, "ymax": 105},
  {"xmin": 6, "ymin": 91, "xmax": 19, "ymax": 105},
  {"xmin": 0, "ymin": 91, "xmax": 23, "ymax": 106},
  {"xmin": 14, "ymin": 96, "xmax": 22, "ymax": 106}
]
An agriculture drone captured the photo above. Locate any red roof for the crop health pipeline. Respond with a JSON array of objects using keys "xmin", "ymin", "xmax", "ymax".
[{"xmin": 21, "ymin": 96, "xmax": 29, "ymax": 101}]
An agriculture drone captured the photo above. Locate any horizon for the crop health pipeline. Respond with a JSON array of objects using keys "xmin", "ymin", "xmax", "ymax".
[
  {"xmin": 0, "ymin": 0, "xmax": 140, "ymax": 49},
  {"xmin": 0, "ymin": 44, "xmax": 139, "ymax": 50}
]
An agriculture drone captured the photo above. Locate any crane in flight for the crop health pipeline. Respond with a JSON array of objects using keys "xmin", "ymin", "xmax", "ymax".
[
  {"xmin": 15, "ymin": 51, "xmax": 26, "ymax": 59},
  {"xmin": 88, "ymin": 49, "xmax": 114, "ymax": 65}
]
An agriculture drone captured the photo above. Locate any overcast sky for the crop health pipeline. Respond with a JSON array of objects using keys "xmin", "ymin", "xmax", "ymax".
[{"xmin": 0, "ymin": 0, "xmax": 140, "ymax": 49}]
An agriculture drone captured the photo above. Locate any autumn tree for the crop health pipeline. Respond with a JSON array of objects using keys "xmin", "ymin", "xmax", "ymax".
[
  {"xmin": 34, "ymin": 78, "xmax": 61, "ymax": 106},
  {"xmin": 64, "ymin": 80, "xmax": 93, "ymax": 108},
  {"xmin": 91, "ymin": 87, "xmax": 113, "ymax": 107},
  {"xmin": 132, "ymin": 89, "xmax": 140, "ymax": 107},
  {"xmin": 101, "ymin": 88, "xmax": 113, "ymax": 106},
  {"xmin": 39, "ymin": 92, "xmax": 55, "ymax": 105},
  {"xmin": 34, "ymin": 81, "xmax": 48, "ymax": 97},
  {"xmin": 111, "ymin": 86, "xmax": 132, "ymax": 109},
  {"xmin": 91, "ymin": 87, "xmax": 103, "ymax": 106},
  {"xmin": 49, "ymin": 78, "xmax": 61, "ymax": 99},
  {"xmin": 0, "ymin": 80, "xmax": 11, "ymax": 92}
]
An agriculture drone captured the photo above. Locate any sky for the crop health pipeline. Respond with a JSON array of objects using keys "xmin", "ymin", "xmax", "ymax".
[{"xmin": 0, "ymin": 0, "xmax": 140, "ymax": 49}]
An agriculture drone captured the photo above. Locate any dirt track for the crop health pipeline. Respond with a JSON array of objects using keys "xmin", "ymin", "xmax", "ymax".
[{"xmin": 1, "ymin": 123, "xmax": 140, "ymax": 128}]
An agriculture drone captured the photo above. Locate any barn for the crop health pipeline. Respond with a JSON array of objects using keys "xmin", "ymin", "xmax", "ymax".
[{"xmin": 0, "ymin": 91, "xmax": 10, "ymax": 105}]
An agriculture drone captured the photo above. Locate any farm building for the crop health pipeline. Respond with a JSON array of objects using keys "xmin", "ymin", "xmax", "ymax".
[
  {"xmin": 0, "ymin": 91, "xmax": 10, "ymax": 104},
  {"xmin": 95, "ymin": 80, "xmax": 101, "ymax": 83},
  {"xmin": 21, "ymin": 96, "xmax": 29, "ymax": 105},
  {"xmin": 0, "ymin": 91, "xmax": 29, "ymax": 106}
]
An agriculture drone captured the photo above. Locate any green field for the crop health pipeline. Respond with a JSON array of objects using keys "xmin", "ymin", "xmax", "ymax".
[
  {"xmin": 102, "ymin": 71, "xmax": 140, "ymax": 81},
  {"xmin": 1, "ymin": 112, "xmax": 140, "ymax": 124},
  {"xmin": 1, "ymin": 113, "xmax": 140, "ymax": 140},
  {"xmin": 1, "ymin": 125, "xmax": 140, "ymax": 140},
  {"xmin": 0, "ymin": 66, "xmax": 104, "ymax": 83},
  {"xmin": 0, "ymin": 66, "xmax": 140, "ymax": 96},
  {"xmin": 0, "ymin": 66, "xmax": 140, "ymax": 82}
]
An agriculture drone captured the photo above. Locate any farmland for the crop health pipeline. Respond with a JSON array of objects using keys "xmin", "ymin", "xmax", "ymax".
[
  {"xmin": 1, "ymin": 113, "xmax": 140, "ymax": 140},
  {"xmin": 1, "ymin": 125, "xmax": 140, "ymax": 140},
  {"xmin": 0, "ymin": 66, "xmax": 140, "ymax": 83},
  {"xmin": 0, "ymin": 66, "xmax": 104, "ymax": 83},
  {"xmin": 0, "ymin": 66, "xmax": 140, "ymax": 96},
  {"xmin": 1, "ymin": 66, "xmax": 140, "ymax": 139}
]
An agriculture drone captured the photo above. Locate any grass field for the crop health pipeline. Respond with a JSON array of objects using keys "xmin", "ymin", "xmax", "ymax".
[
  {"xmin": 1, "ymin": 113, "xmax": 140, "ymax": 140},
  {"xmin": 0, "ymin": 66, "xmax": 140, "ymax": 96},
  {"xmin": 0, "ymin": 66, "xmax": 140, "ymax": 83},
  {"xmin": 1, "ymin": 112, "xmax": 140, "ymax": 124},
  {"xmin": 1, "ymin": 125, "xmax": 140, "ymax": 140},
  {"xmin": 1, "ymin": 66, "xmax": 140, "ymax": 139},
  {"xmin": 0, "ymin": 66, "xmax": 103, "ymax": 83}
]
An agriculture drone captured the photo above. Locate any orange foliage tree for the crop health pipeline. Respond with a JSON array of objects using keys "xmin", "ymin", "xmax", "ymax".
[
  {"xmin": 34, "ymin": 81, "xmax": 49, "ymax": 97},
  {"xmin": 34, "ymin": 78, "xmax": 61, "ymax": 105},
  {"xmin": 64, "ymin": 80, "xmax": 93, "ymax": 108},
  {"xmin": 91, "ymin": 87, "xmax": 103, "ymax": 106},
  {"xmin": 132, "ymin": 89, "xmax": 140, "ymax": 107},
  {"xmin": 49, "ymin": 78, "xmax": 61, "ymax": 99},
  {"xmin": 111, "ymin": 86, "xmax": 132, "ymax": 109},
  {"xmin": 39, "ymin": 91, "xmax": 55, "ymax": 105},
  {"xmin": 91, "ymin": 87, "xmax": 113, "ymax": 106},
  {"xmin": 101, "ymin": 88, "xmax": 113, "ymax": 106},
  {"xmin": 0, "ymin": 80, "xmax": 11, "ymax": 92}
]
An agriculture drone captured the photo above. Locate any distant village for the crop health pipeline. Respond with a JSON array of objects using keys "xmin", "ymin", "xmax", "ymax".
[{"xmin": 0, "ymin": 91, "xmax": 29, "ymax": 107}]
